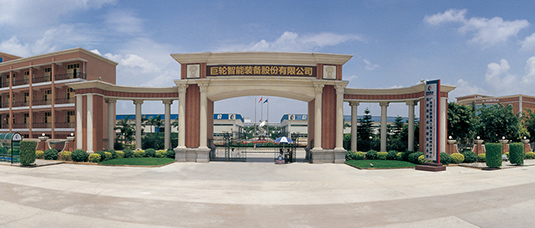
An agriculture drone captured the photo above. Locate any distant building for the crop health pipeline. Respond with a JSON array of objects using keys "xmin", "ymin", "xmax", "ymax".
[{"xmin": 456, "ymin": 94, "xmax": 535, "ymax": 115}]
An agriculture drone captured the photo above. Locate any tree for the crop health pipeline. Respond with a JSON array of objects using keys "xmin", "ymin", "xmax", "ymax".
[
  {"xmin": 476, "ymin": 104, "xmax": 520, "ymax": 143},
  {"xmin": 115, "ymin": 115, "xmax": 134, "ymax": 146},
  {"xmin": 447, "ymin": 102, "xmax": 477, "ymax": 150},
  {"xmin": 521, "ymin": 109, "xmax": 535, "ymax": 141},
  {"xmin": 358, "ymin": 108, "xmax": 373, "ymax": 140}
]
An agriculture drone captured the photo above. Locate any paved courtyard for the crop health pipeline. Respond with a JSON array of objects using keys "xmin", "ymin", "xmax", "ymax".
[{"xmin": 1, "ymin": 159, "xmax": 534, "ymax": 228}]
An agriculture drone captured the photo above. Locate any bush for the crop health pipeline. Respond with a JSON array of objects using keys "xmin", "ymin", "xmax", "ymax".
[
  {"xmin": 167, "ymin": 149, "xmax": 175, "ymax": 159},
  {"xmin": 461, "ymin": 151, "xmax": 477, "ymax": 163},
  {"xmin": 396, "ymin": 152, "xmax": 403, "ymax": 161},
  {"xmin": 440, "ymin": 152, "xmax": 451, "ymax": 165},
  {"xmin": 345, "ymin": 151, "xmax": 356, "ymax": 160},
  {"xmin": 88, "ymin": 153, "xmax": 101, "ymax": 163},
  {"xmin": 134, "ymin": 150, "xmax": 145, "ymax": 158},
  {"xmin": 477, "ymin": 153, "xmax": 486, "ymax": 162},
  {"xmin": 124, "ymin": 148, "xmax": 134, "ymax": 158},
  {"xmin": 386, "ymin": 151, "xmax": 398, "ymax": 160},
  {"xmin": 377, "ymin": 152, "xmax": 388, "ymax": 160},
  {"xmin": 116, "ymin": 151, "xmax": 125, "ymax": 158},
  {"xmin": 44, "ymin": 149, "xmax": 58, "ymax": 160},
  {"xmin": 408, "ymin": 152, "xmax": 424, "ymax": 164},
  {"xmin": 107, "ymin": 149, "xmax": 117, "ymax": 159},
  {"xmin": 104, "ymin": 152, "xmax": 113, "ymax": 161},
  {"xmin": 71, "ymin": 149, "xmax": 88, "ymax": 162},
  {"xmin": 485, "ymin": 143, "xmax": 503, "ymax": 168},
  {"xmin": 144, "ymin": 148, "xmax": 156, "ymax": 157},
  {"xmin": 509, "ymin": 143, "xmax": 524, "ymax": 165},
  {"xmin": 20, "ymin": 141, "xmax": 37, "ymax": 166},
  {"xmin": 59, "ymin": 151, "xmax": 72, "ymax": 161},
  {"xmin": 156, "ymin": 150, "xmax": 168, "ymax": 158},
  {"xmin": 418, "ymin": 155, "xmax": 426, "ymax": 164},
  {"xmin": 450, "ymin": 153, "xmax": 465, "ymax": 164},
  {"xmin": 94, "ymin": 151, "xmax": 107, "ymax": 162},
  {"xmin": 403, "ymin": 151, "xmax": 415, "ymax": 161},
  {"xmin": 526, "ymin": 152, "xmax": 535, "ymax": 159},
  {"xmin": 35, "ymin": 150, "xmax": 44, "ymax": 159},
  {"xmin": 366, "ymin": 150, "xmax": 378, "ymax": 160},
  {"xmin": 355, "ymin": 152, "xmax": 365, "ymax": 160}
]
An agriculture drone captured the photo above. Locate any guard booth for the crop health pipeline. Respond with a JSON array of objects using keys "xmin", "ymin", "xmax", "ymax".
[{"xmin": 0, "ymin": 133, "xmax": 23, "ymax": 164}]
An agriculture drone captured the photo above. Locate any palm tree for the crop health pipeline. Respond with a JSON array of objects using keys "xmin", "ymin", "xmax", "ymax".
[
  {"xmin": 153, "ymin": 115, "xmax": 164, "ymax": 137},
  {"xmin": 115, "ymin": 115, "xmax": 134, "ymax": 145}
]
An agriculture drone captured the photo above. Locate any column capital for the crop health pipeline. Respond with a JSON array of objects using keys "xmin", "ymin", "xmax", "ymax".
[
  {"xmin": 198, "ymin": 82, "xmax": 209, "ymax": 92},
  {"xmin": 178, "ymin": 84, "xmax": 188, "ymax": 93},
  {"xmin": 105, "ymin": 98, "xmax": 117, "ymax": 104},
  {"xmin": 162, "ymin": 99, "xmax": 174, "ymax": 105},
  {"xmin": 133, "ymin": 99, "xmax": 144, "ymax": 105},
  {"xmin": 406, "ymin": 100, "xmax": 418, "ymax": 106},
  {"xmin": 335, "ymin": 84, "xmax": 345, "ymax": 94},
  {"xmin": 379, "ymin": 101, "xmax": 389, "ymax": 107},
  {"xmin": 313, "ymin": 83, "xmax": 324, "ymax": 93},
  {"xmin": 348, "ymin": 101, "xmax": 360, "ymax": 107}
]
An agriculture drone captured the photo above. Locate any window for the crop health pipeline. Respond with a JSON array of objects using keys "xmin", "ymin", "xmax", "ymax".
[
  {"xmin": 66, "ymin": 111, "xmax": 75, "ymax": 123},
  {"xmin": 44, "ymin": 90, "xmax": 51, "ymax": 104},
  {"xmin": 67, "ymin": 63, "xmax": 80, "ymax": 78},
  {"xmin": 44, "ymin": 67, "xmax": 51, "ymax": 81},
  {"xmin": 44, "ymin": 112, "xmax": 52, "ymax": 123},
  {"xmin": 23, "ymin": 92, "xmax": 29, "ymax": 103},
  {"xmin": 23, "ymin": 113, "xmax": 29, "ymax": 124},
  {"xmin": 67, "ymin": 88, "xmax": 75, "ymax": 99},
  {"xmin": 24, "ymin": 71, "xmax": 29, "ymax": 83}
]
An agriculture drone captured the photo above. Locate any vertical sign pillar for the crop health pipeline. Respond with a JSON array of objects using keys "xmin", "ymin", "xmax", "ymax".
[
  {"xmin": 424, "ymin": 80, "xmax": 441, "ymax": 163},
  {"xmin": 134, "ymin": 100, "xmax": 143, "ymax": 150},
  {"xmin": 349, "ymin": 101, "xmax": 359, "ymax": 152},
  {"xmin": 75, "ymin": 94, "xmax": 83, "ymax": 149}
]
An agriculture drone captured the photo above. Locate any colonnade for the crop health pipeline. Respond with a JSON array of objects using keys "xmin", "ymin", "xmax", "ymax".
[{"xmin": 347, "ymin": 100, "xmax": 418, "ymax": 153}]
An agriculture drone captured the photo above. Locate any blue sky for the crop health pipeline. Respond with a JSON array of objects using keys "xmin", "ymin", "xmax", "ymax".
[{"xmin": 2, "ymin": 0, "xmax": 535, "ymax": 122}]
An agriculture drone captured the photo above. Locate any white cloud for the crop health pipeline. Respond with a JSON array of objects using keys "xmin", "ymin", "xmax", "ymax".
[
  {"xmin": 425, "ymin": 9, "xmax": 529, "ymax": 47},
  {"xmin": 478, "ymin": 57, "xmax": 535, "ymax": 96},
  {"xmin": 363, "ymin": 59, "xmax": 379, "ymax": 71},
  {"xmin": 216, "ymin": 31, "xmax": 363, "ymax": 52},
  {"xmin": 104, "ymin": 9, "xmax": 143, "ymax": 35},
  {"xmin": 521, "ymin": 33, "xmax": 535, "ymax": 51},
  {"xmin": 449, "ymin": 79, "xmax": 487, "ymax": 101}
]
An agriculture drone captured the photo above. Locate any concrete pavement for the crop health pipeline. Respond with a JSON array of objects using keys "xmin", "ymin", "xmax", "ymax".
[{"xmin": 1, "ymin": 160, "xmax": 534, "ymax": 227}]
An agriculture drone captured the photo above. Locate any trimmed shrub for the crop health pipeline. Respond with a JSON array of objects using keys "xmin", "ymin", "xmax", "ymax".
[
  {"xmin": 461, "ymin": 151, "xmax": 477, "ymax": 163},
  {"xmin": 94, "ymin": 151, "xmax": 107, "ymax": 162},
  {"xmin": 116, "ymin": 151, "xmax": 125, "ymax": 158},
  {"xmin": 450, "ymin": 153, "xmax": 465, "ymax": 164},
  {"xmin": 386, "ymin": 150, "xmax": 398, "ymax": 160},
  {"xmin": 134, "ymin": 150, "xmax": 145, "ymax": 158},
  {"xmin": 59, "ymin": 151, "xmax": 72, "ymax": 161},
  {"xmin": 144, "ymin": 148, "xmax": 156, "ymax": 157},
  {"xmin": 345, "ymin": 151, "xmax": 356, "ymax": 160},
  {"xmin": 35, "ymin": 150, "xmax": 44, "ymax": 159},
  {"xmin": 403, "ymin": 151, "xmax": 415, "ymax": 161},
  {"xmin": 104, "ymin": 152, "xmax": 113, "ymax": 161},
  {"xmin": 418, "ymin": 155, "xmax": 425, "ymax": 164},
  {"xmin": 477, "ymin": 153, "xmax": 486, "ymax": 162},
  {"xmin": 396, "ymin": 152, "xmax": 403, "ymax": 161},
  {"xmin": 124, "ymin": 148, "xmax": 134, "ymax": 158},
  {"xmin": 509, "ymin": 143, "xmax": 524, "ymax": 165},
  {"xmin": 20, "ymin": 141, "xmax": 37, "ymax": 166},
  {"xmin": 366, "ymin": 150, "xmax": 378, "ymax": 160},
  {"xmin": 377, "ymin": 152, "xmax": 388, "ymax": 160},
  {"xmin": 167, "ymin": 149, "xmax": 175, "ymax": 159},
  {"xmin": 156, "ymin": 150, "xmax": 167, "ymax": 158},
  {"xmin": 526, "ymin": 152, "xmax": 535, "ymax": 159},
  {"xmin": 44, "ymin": 149, "xmax": 58, "ymax": 160},
  {"xmin": 408, "ymin": 152, "xmax": 424, "ymax": 164},
  {"xmin": 88, "ymin": 153, "xmax": 101, "ymax": 163},
  {"xmin": 355, "ymin": 152, "xmax": 365, "ymax": 160},
  {"xmin": 485, "ymin": 143, "xmax": 503, "ymax": 168},
  {"xmin": 440, "ymin": 152, "xmax": 451, "ymax": 165},
  {"xmin": 106, "ymin": 149, "xmax": 117, "ymax": 159},
  {"xmin": 71, "ymin": 149, "xmax": 88, "ymax": 162}
]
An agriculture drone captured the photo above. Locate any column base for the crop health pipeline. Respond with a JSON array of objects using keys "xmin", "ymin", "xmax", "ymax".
[
  {"xmin": 174, "ymin": 147, "xmax": 187, "ymax": 162},
  {"xmin": 174, "ymin": 147, "xmax": 210, "ymax": 163},
  {"xmin": 333, "ymin": 148, "xmax": 346, "ymax": 164},
  {"xmin": 310, "ymin": 148, "xmax": 340, "ymax": 164}
]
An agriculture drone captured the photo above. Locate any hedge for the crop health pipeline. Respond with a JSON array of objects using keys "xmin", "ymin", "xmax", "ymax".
[
  {"xmin": 355, "ymin": 152, "xmax": 365, "ymax": 160},
  {"xmin": 509, "ymin": 143, "xmax": 524, "ymax": 165},
  {"xmin": 88, "ymin": 153, "xmax": 101, "ymax": 163},
  {"xmin": 44, "ymin": 149, "xmax": 58, "ymax": 160},
  {"xmin": 526, "ymin": 152, "xmax": 535, "ymax": 159},
  {"xmin": 461, "ymin": 151, "xmax": 477, "ymax": 163},
  {"xmin": 345, "ymin": 151, "xmax": 356, "ymax": 160},
  {"xmin": 418, "ymin": 155, "xmax": 425, "ymax": 164},
  {"xmin": 145, "ymin": 148, "xmax": 156, "ymax": 157},
  {"xmin": 71, "ymin": 149, "xmax": 88, "ymax": 162},
  {"xmin": 20, "ymin": 141, "xmax": 37, "ymax": 166},
  {"xmin": 386, "ymin": 151, "xmax": 398, "ymax": 160},
  {"xmin": 485, "ymin": 143, "xmax": 502, "ymax": 168},
  {"xmin": 366, "ymin": 150, "xmax": 378, "ymax": 160},
  {"xmin": 377, "ymin": 152, "xmax": 388, "ymax": 160},
  {"xmin": 440, "ymin": 152, "xmax": 451, "ymax": 165},
  {"xmin": 450, "ymin": 153, "xmax": 465, "ymax": 164},
  {"xmin": 477, "ymin": 153, "xmax": 486, "ymax": 162},
  {"xmin": 59, "ymin": 151, "xmax": 72, "ymax": 161},
  {"xmin": 35, "ymin": 150, "xmax": 44, "ymax": 159},
  {"xmin": 166, "ymin": 149, "xmax": 175, "ymax": 159}
]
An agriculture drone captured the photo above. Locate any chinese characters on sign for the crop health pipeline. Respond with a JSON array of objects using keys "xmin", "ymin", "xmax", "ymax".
[
  {"xmin": 207, "ymin": 65, "xmax": 316, "ymax": 77},
  {"xmin": 424, "ymin": 80, "xmax": 441, "ymax": 163}
]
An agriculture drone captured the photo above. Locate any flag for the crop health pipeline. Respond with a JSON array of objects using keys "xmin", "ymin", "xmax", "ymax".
[
  {"xmin": 258, "ymin": 97, "xmax": 263, "ymax": 103},
  {"xmin": 263, "ymin": 98, "xmax": 268, "ymax": 103}
]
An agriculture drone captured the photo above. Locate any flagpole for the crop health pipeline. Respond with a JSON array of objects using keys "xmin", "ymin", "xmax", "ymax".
[
  {"xmin": 254, "ymin": 97, "xmax": 257, "ymax": 139},
  {"xmin": 267, "ymin": 98, "xmax": 269, "ymax": 138}
]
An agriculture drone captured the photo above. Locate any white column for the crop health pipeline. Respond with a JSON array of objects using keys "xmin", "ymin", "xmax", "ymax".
[
  {"xmin": 178, "ymin": 84, "xmax": 188, "ymax": 148},
  {"xmin": 198, "ymin": 82, "xmax": 209, "ymax": 149},
  {"xmin": 134, "ymin": 99, "xmax": 143, "ymax": 150},
  {"xmin": 163, "ymin": 99, "xmax": 172, "ymax": 149},
  {"xmin": 440, "ymin": 97, "xmax": 447, "ymax": 154},
  {"xmin": 335, "ymin": 85, "xmax": 345, "ymax": 150},
  {"xmin": 86, "ymin": 94, "xmax": 94, "ymax": 152},
  {"xmin": 75, "ymin": 94, "xmax": 83, "ymax": 149},
  {"xmin": 380, "ymin": 101, "xmax": 389, "ymax": 152},
  {"xmin": 313, "ymin": 83, "xmax": 324, "ymax": 150},
  {"xmin": 407, "ymin": 100, "xmax": 417, "ymax": 151},
  {"xmin": 349, "ymin": 101, "xmax": 359, "ymax": 152},
  {"xmin": 106, "ymin": 98, "xmax": 116, "ymax": 151}
]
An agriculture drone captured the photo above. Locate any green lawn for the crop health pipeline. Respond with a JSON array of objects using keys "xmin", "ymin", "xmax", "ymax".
[
  {"xmin": 346, "ymin": 160, "xmax": 417, "ymax": 169},
  {"xmin": 99, "ymin": 157, "xmax": 175, "ymax": 166}
]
